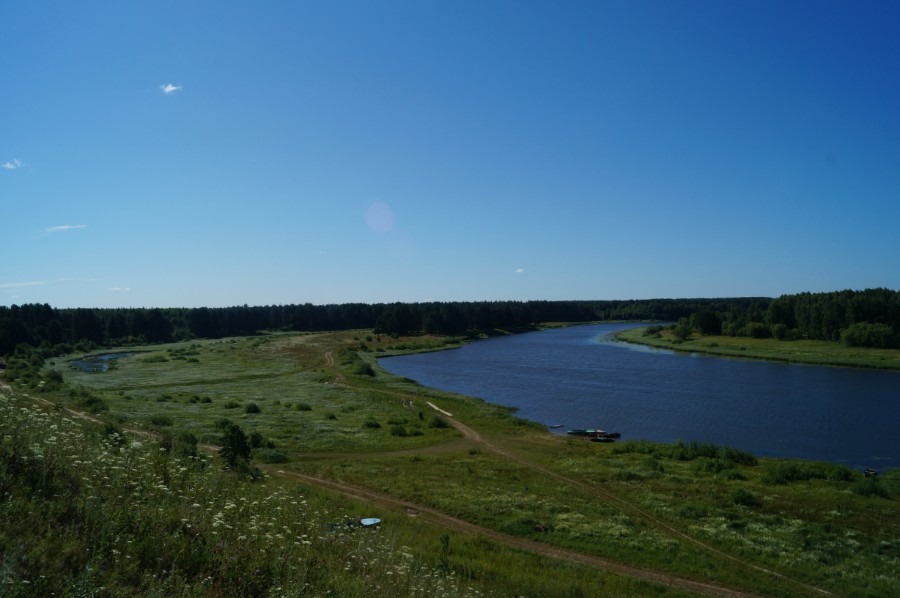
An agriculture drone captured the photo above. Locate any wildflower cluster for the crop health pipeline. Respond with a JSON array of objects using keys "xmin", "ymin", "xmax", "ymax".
[{"xmin": 0, "ymin": 391, "xmax": 498, "ymax": 597}]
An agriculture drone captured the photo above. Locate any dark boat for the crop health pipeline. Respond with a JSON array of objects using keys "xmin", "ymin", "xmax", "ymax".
[
  {"xmin": 566, "ymin": 429, "xmax": 601, "ymax": 436},
  {"xmin": 590, "ymin": 435, "xmax": 616, "ymax": 443}
]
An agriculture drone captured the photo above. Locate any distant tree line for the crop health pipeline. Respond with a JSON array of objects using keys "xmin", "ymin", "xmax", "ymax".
[
  {"xmin": 683, "ymin": 288, "xmax": 900, "ymax": 348},
  {"xmin": 0, "ymin": 298, "xmax": 769, "ymax": 357}
]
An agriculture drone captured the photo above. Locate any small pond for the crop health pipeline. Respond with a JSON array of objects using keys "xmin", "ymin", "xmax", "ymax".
[{"xmin": 70, "ymin": 352, "xmax": 135, "ymax": 373}]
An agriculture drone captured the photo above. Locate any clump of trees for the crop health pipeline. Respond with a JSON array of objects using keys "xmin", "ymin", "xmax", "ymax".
[{"xmin": 679, "ymin": 289, "xmax": 899, "ymax": 348}]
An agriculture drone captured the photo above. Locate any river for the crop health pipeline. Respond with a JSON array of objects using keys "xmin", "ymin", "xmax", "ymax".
[{"xmin": 379, "ymin": 323, "xmax": 900, "ymax": 470}]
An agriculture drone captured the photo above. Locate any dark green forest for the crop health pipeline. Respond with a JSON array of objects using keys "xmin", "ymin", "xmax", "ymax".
[
  {"xmin": 0, "ymin": 298, "xmax": 765, "ymax": 357},
  {"xmin": 686, "ymin": 288, "xmax": 900, "ymax": 347},
  {"xmin": 2, "ymin": 289, "xmax": 898, "ymax": 359}
]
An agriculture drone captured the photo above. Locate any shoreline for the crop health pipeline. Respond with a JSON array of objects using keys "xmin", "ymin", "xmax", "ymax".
[
  {"xmin": 375, "ymin": 323, "xmax": 897, "ymax": 471},
  {"xmin": 614, "ymin": 326, "xmax": 900, "ymax": 372}
]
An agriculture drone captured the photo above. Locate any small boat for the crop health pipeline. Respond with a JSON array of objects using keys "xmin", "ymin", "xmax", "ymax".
[
  {"xmin": 549, "ymin": 424, "xmax": 565, "ymax": 429},
  {"xmin": 567, "ymin": 429, "xmax": 602, "ymax": 436}
]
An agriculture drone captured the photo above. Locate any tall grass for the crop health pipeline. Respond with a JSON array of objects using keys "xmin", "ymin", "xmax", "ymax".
[{"xmin": 0, "ymin": 391, "xmax": 495, "ymax": 597}]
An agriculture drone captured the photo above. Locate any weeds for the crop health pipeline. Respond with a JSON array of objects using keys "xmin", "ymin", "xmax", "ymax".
[{"xmin": 0, "ymin": 391, "xmax": 498, "ymax": 597}]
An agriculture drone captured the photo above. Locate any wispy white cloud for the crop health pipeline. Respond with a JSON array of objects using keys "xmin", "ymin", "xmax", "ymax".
[
  {"xmin": 160, "ymin": 83, "xmax": 182, "ymax": 95},
  {"xmin": 515, "ymin": 268, "xmax": 525, "ymax": 274},
  {"xmin": 44, "ymin": 224, "xmax": 87, "ymax": 233},
  {"xmin": 0, "ymin": 281, "xmax": 47, "ymax": 289},
  {"xmin": 108, "ymin": 287, "xmax": 131, "ymax": 293},
  {"xmin": 2, "ymin": 158, "xmax": 24, "ymax": 170}
]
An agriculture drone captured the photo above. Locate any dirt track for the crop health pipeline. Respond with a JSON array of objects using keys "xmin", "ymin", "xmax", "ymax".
[
  {"xmin": 267, "ymin": 465, "xmax": 765, "ymax": 598},
  {"xmin": 4, "ymin": 357, "xmax": 829, "ymax": 597},
  {"xmin": 329, "ymin": 374, "xmax": 831, "ymax": 597}
]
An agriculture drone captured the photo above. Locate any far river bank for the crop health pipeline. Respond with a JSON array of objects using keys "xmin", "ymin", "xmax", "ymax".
[{"xmin": 614, "ymin": 325, "xmax": 900, "ymax": 371}]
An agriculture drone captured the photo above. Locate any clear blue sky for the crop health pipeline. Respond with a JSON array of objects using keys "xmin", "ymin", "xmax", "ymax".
[{"xmin": 2, "ymin": 1, "xmax": 898, "ymax": 308}]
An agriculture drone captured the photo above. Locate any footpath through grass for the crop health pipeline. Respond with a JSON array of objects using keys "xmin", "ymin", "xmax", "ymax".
[{"xmin": 5, "ymin": 328, "xmax": 898, "ymax": 597}]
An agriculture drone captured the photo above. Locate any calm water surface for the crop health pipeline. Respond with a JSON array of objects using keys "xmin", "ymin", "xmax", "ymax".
[{"xmin": 380, "ymin": 323, "xmax": 900, "ymax": 469}]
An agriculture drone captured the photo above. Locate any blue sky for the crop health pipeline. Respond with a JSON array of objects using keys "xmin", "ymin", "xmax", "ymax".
[{"xmin": 2, "ymin": 1, "xmax": 899, "ymax": 308}]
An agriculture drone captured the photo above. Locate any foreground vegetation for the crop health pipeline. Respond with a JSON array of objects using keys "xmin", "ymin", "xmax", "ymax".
[{"xmin": 2, "ymin": 328, "xmax": 899, "ymax": 596}]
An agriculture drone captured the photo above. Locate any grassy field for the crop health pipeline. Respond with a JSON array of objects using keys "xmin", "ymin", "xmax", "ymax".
[
  {"xmin": 3, "ymin": 328, "xmax": 898, "ymax": 596},
  {"xmin": 615, "ymin": 326, "xmax": 900, "ymax": 370}
]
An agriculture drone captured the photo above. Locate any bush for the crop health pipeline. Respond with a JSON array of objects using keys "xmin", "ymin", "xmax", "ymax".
[
  {"xmin": 428, "ymin": 416, "xmax": 450, "ymax": 429},
  {"xmin": 218, "ymin": 420, "xmax": 251, "ymax": 469},
  {"xmin": 249, "ymin": 431, "xmax": 265, "ymax": 448},
  {"xmin": 160, "ymin": 431, "xmax": 198, "ymax": 458},
  {"xmin": 363, "ymin": 417, "xmax": 381, "ymax": 429},
  {"xmin": 69, "ymin": 387, "xmax": 108, "ymax": 413},
  {"xmin": 841, "ymin": 322, "xmax": 897, "ymax": 348},
  {"xmin": 354, "ymin": 362, "xmax": 375, "ymax": 377},
  {"xmin": 743, "ymin": 322, "xmax": 771, "ymax": 339},
  {"xmin": 150, "ymin": 414, "xmax": 173, "ymax": 427},
  {"xmin": 245, "ymin": 402, "xmax": 261, "ymax": 414},
  {"xmin": 390, "ymin": 425, "xmax": 410, "ymax": 437},
  {"xmin": 295, "ymin": 402, "xmax": 312, "ymax": 411},
  {"xmin": 252, "ymin": 448, "xmax": 289, "ymax": 464},
  {"xmin": 762, "ymin": 462, "xmax": 849, "ymax": 485},
  {"xmin": 852, "ymin": 478, "xmax": 891, "ymax": 498},
  {"xmin": 730, "ymin": 488, "xmax": 761, "ymax": 508}
]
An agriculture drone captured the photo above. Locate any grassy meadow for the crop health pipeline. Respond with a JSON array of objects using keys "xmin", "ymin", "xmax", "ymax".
[{"xmin": 2, "ymin": 328, "xmax": 898, "ymax": 596}]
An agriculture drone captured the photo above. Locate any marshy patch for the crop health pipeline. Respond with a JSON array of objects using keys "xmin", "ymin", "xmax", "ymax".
[{"xmin": 70, "ymin": 352, "xmax": 135, "ymax": 373}]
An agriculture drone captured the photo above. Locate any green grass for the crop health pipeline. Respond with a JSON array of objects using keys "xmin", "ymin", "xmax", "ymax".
[
  {"xmin": 0, "ymin": 387, "xmax": 688, "ymax": 598},
  {"xmin": 615, "ymin": 326, "xmax": 900, "ymax": 370},
  {"xmin": 5, "ymin": 328, "xmax": 898, "ymax": 597}
]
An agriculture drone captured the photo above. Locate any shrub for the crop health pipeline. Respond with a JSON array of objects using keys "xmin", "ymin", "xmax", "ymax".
[
  {"xmin": 354, "ymin": 362, "xmax": 375, "ymax": 376},
  {"xmin": 69, "ymin": 387, "xmax": 109, "ymax": 413},
  {"xmin": 852, "ymin": 478, "xmax": 891, "ymax": 498},
  {"xmin": 252, "ymin": 448, "xmax": 289, "ymax": 464},
  {"xmin": 428, "ymin": 416, "xmax": 450, "ymax": 429},
  {"xmin": 218, "ymin": 420, "xmax": 252, "ymax": 470},
  {"xmin": 772, "ymin": 323, "xmax": 788, "ymax": 340},
  {"xmin": 743, "ymin": 322, "xmax": 771, "ymax": 338},
  {"xmin": 730, "ymin": 488, "xmax": 761, "ymax": 508},
  {"xmin": 245, "ymin": 402, "xmax": 261, "ymax": 414},
  {"xmin": 160, "ymin": 431, "xmax": 198, "ymax": 458},
  {"xmin": 150, "ymin": 414, "xmax": 173, "ymax": 427},
  {"xmin": 391, "ymin": 425, "xmax": 410, "ymax": 437},
  {"xmin": 223, "ymin": 400, "xmax": 240, "ymax": 409},
  {"xmin": 841, "ymin": 322, "xmax": 897, "ymax": 348},
  {"xmin": 249, "ymin": 431, "xmax": 265, "ymax": 448},
  {"xmin": 295, "ymin": 402, "xmax": 312, "ymax": 411},
  {"xmin": 363, "ymin": 417, "xmax": 381, "ymax": 429},
  {"xmin": 762, "ymin": 462, "xmax": 848, "ymax": 485},
  {"xmin": 613, "ymin": 469, "xmax": 642, "ymax": 481}
]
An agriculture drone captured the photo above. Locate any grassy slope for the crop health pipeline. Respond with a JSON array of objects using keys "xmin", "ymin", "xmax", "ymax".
[{"xmin": 12, "ymin": 329, "xmax": 900, "ymax": 597}]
